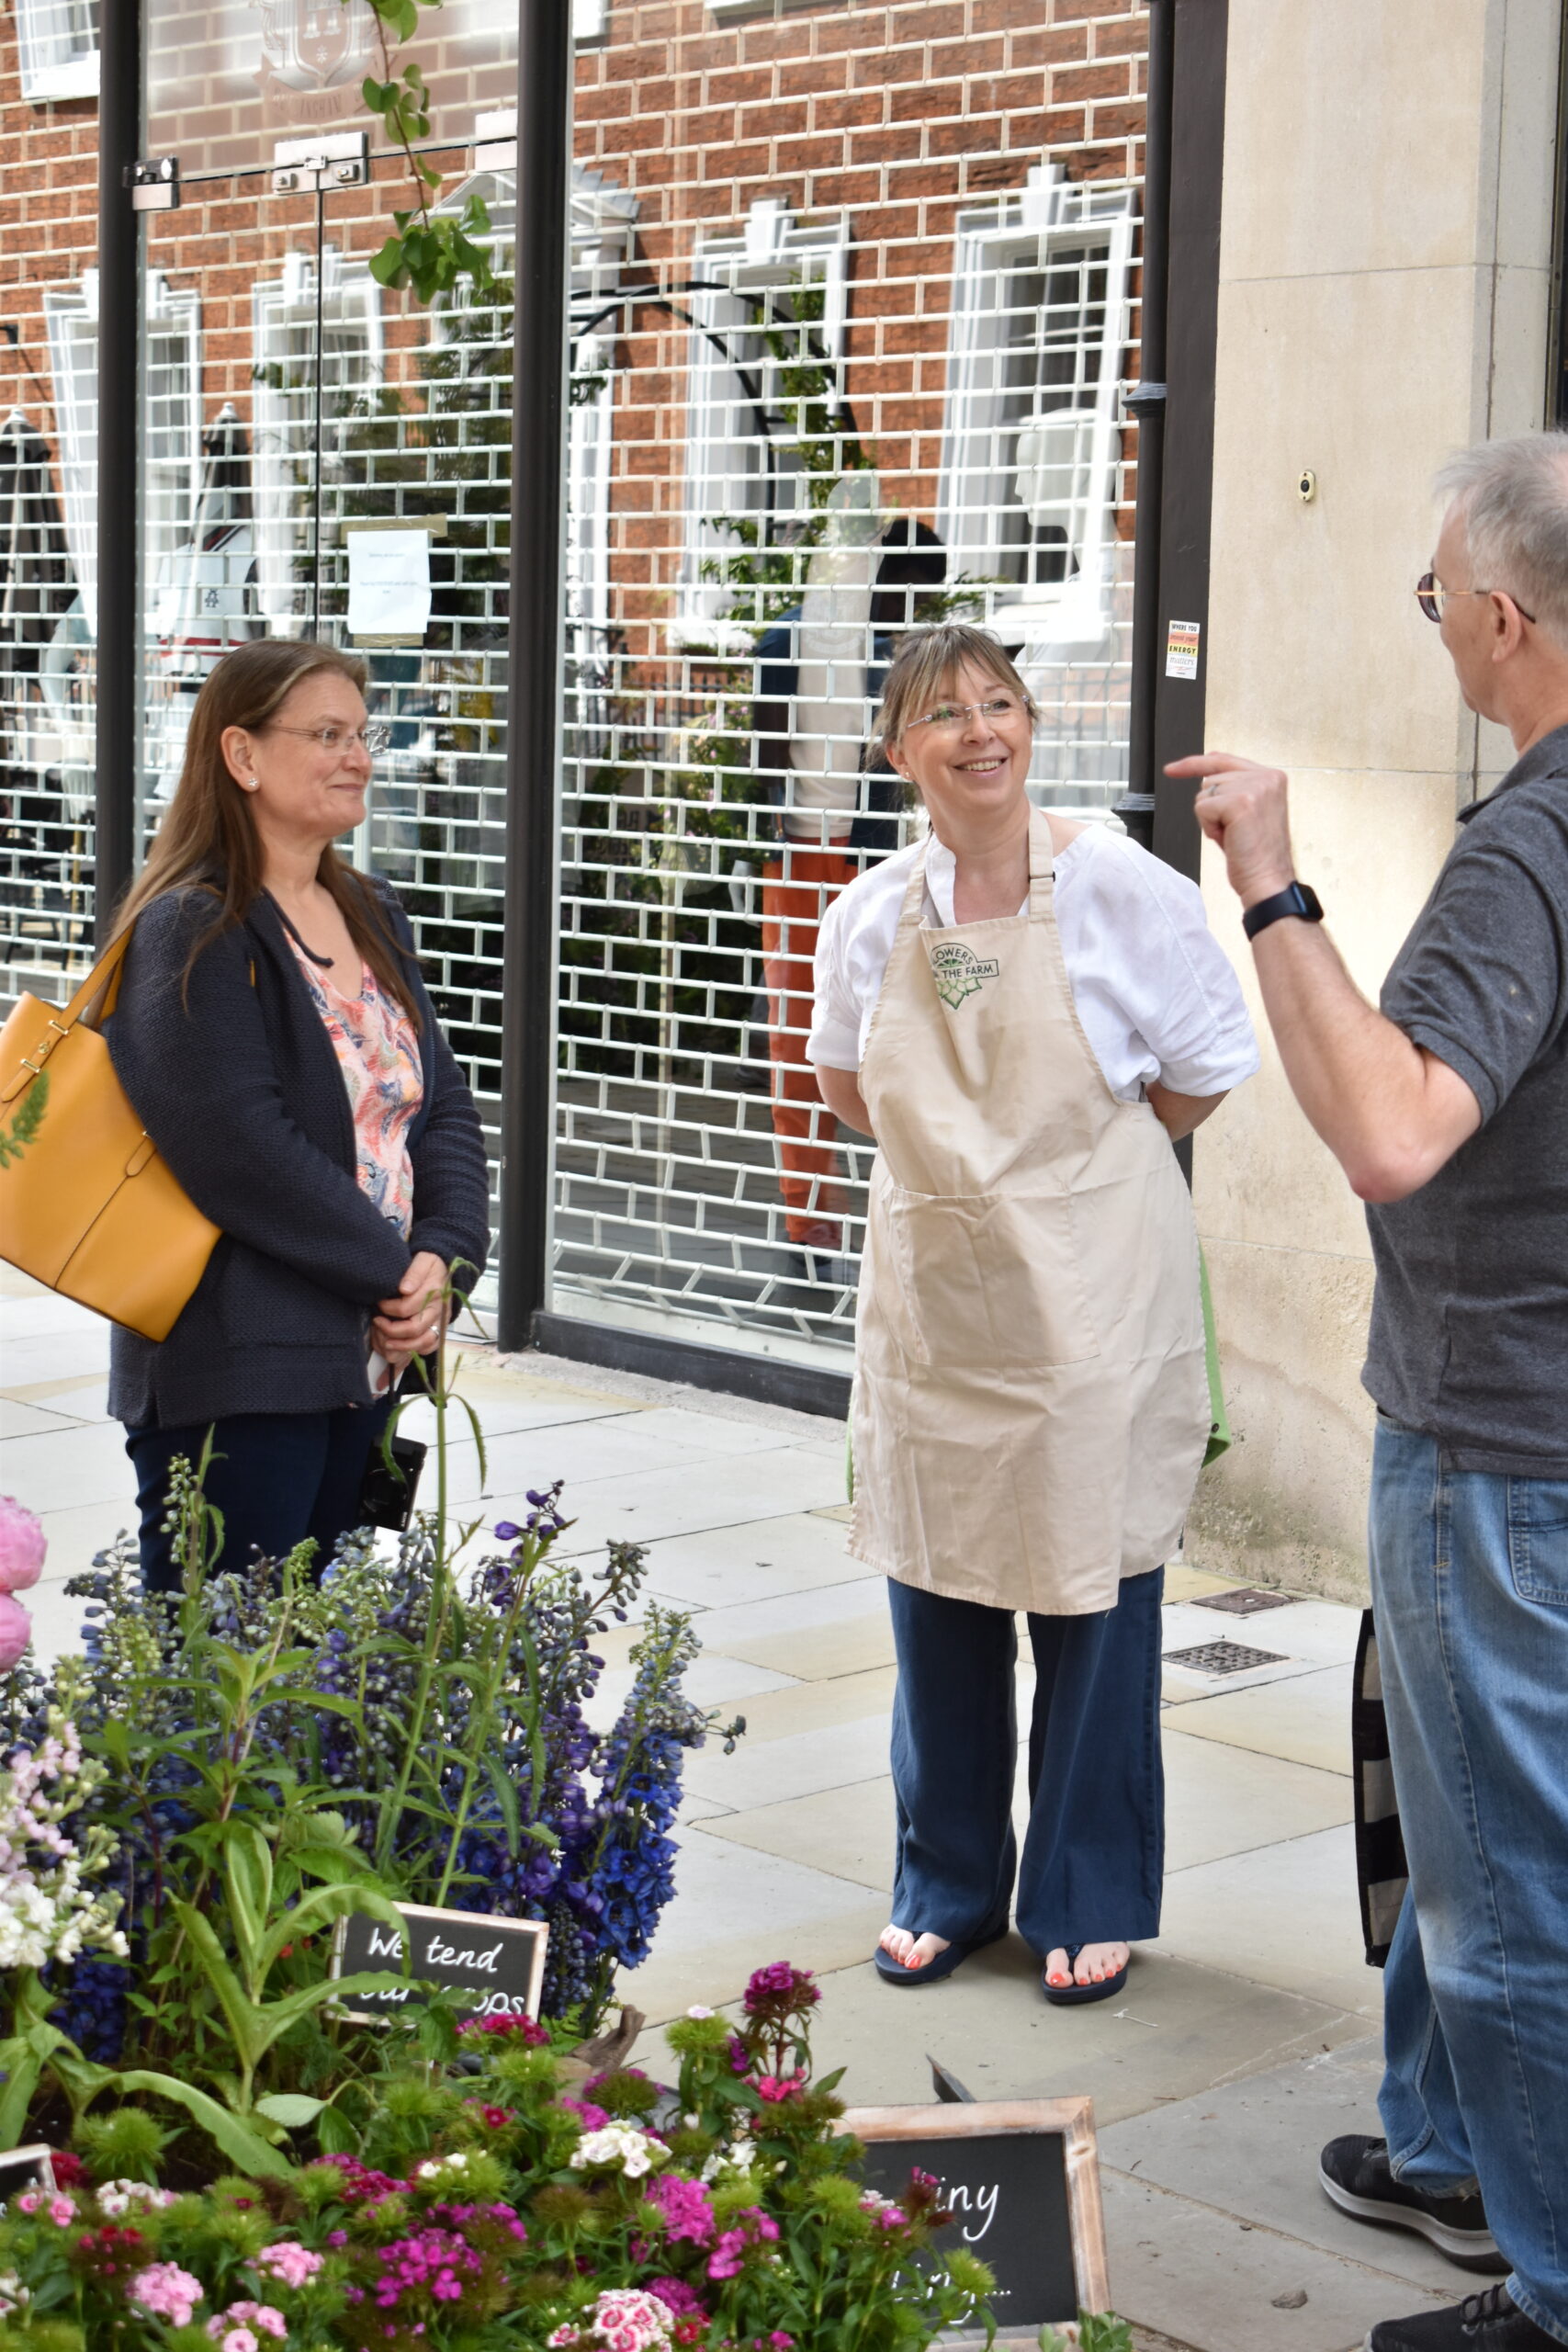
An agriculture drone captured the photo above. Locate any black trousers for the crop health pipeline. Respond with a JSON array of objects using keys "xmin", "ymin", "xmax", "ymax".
[{"xmin": 124, "ymin": 1402, "xmax": 391, "ymax": 1592}]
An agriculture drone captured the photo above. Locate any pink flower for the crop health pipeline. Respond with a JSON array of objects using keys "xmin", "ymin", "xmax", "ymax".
[
  {"xmin": 208, "ymin": 2303, "xmax": 287, "ymax": 2342},
  {"xmin": 0, "ymin": 1498, "xmax": 45, "ymax": 1595},
  {"xmin": 646, "ymin": 2280, "xmax": 707, "ymax": 2320},
  {"xmin": 13, "ymin": 2194, "xmax": 39, "ymax": 2217},
  {"xmin": 705, "ymin": 2209, "xmax": 779, "ymax": 2282},
  {"xmin": 753, "ymin": 2076, "xmax": 802, "ymax": 2104},
  {"xmin": 47, "ymin": 2196, "xmax": 76, "ymax": 2226},
  {"xmin": 646, "ymin": 2173, "xmax": 716, "ymax": 2247},
  {"xmin": 221, "ymin": 2331, "xmax": 258, "ymax": 2352},
  {"xmin": 130, "ymin": 2263, "xmax": 205, "ymax": 2327},
  {"xmin": 0, "ymin": 1594, "xmax": 32, "ymax": 1672},
  {"xmin": 560, "ymin": 2096, "xmax": 611, "ymax": 2132},
  {"xmin": 254, "ymin": 2245, "xmax": 323, "ymax": 2290}
]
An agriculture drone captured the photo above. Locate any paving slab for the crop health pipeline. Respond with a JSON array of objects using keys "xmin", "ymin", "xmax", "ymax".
[
  {"xmin": 1161, "ymin": 1668, "xmax": 1354, "ymax": 1776},
  {"xmin": 0, "ymin": 1396, "xmax": 87, "ymax": 1439},
  {"xmin": 1160, "ymin": 1732, "xmax": 1354, "ymax": 1872},
  {"xmin": 714, "ymin": 1662, "xmax": 899, "ymax": 1743},
  {"xmin": 0, "ymin": 1372, "xmax": 112, "ymax": 1420},
  {"xmin": 674, "ymin": 1574, "xmax": 886, "ymax": 1650},
  {"xmin": 0, "ymin": 1329, "xmax": 116, "ymax": 1387},
  {"xmin": 584, "ymin": 1652, "xmax": 797, "ymax": 1732},
  {"xmin": 715, "ymin": 1611, "xmax": 897, "ymax": 1681},
  {"xmin": 628, "ymin": 1513, "xmax": 866, "ymax": 1611},
  {"xmin": 1160, "ymin": 1826, "xmax": 1382, "ymax": 2019},
  {"xmin": 530, "ymin": 1444, "xmax": 848, "ymax": 1555},
  {"xmin": 705, "ymin": 1773, "xmax": 893, "ymax": 1891},
  {"xmin": 1, "ymin": 1419, "xmax": 143, "ymax": 1513},
  {"xmin": 638, "ymin": 1939, "xmax": 1369, "ymax": 2128},
  {"xmin": 624, "ymin": 1899, "xmax": 890, "ymax": 2030},
  {"xmin": 683, "ymin": 1709, "xmax": 892, "ymax": 1808},
  {"xmin": 1100, "ymin": 2038, "xmax": 1465, "ymax": 2297},
  {"xmin": 1100, "ymin": 2170, "xmax": 1451, "ymax": 2352}
]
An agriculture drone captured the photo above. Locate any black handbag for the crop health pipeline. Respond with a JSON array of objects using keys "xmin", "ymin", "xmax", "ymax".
[{"xmin": 359, "ymin": 1432, "xmax": 427, "ymax": 1532}]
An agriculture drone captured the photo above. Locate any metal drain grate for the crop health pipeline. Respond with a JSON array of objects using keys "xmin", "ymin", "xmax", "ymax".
[
  {"xmin": 1190, "ymin": 1587, "xmax": 1297, "ymax": 1616},
  {"xmin": 1162, "ymin": 1639, "xmax": 1290, "ymax": 1676}
]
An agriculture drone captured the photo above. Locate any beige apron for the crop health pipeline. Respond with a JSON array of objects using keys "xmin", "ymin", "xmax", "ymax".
[{"xmin": 849, "ymin": 810, "xmax": 1209, "ymax": 1616}]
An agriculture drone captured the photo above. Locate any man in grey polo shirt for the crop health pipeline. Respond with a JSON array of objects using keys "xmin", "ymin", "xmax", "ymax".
[{"xmin": 1172, "ymin": 432, "xmax": 1568, "ymax": 2352}]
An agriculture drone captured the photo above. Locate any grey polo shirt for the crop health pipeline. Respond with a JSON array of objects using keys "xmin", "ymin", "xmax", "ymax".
[{"xmin": 1362, "ymin": 724, "xmax": 1568, "ymax": 1476}]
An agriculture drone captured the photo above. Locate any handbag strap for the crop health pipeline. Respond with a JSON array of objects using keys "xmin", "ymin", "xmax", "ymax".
[{"xmin": 61, "ymin": 926, "xmax": 134, "ymax": 1031}]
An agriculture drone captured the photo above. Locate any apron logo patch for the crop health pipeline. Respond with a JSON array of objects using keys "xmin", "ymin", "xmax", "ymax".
[{"xmin": 929, "ymin": 943, "xmax": 1001, "ymax": 1010}]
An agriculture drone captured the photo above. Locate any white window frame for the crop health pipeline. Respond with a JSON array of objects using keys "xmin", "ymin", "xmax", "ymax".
[
  {"xmin": 15, "ymin": 0, "xmax": 98, "ymax": 103},
  {"xmin": 251, "ymin": 245, "xmax": 384, "ymax": 624},
  {"xmin": 429, "ymin": 156, "xmax": 635, "ymax": 662},
  {"xmin": 572, "ymin": 0, "xmax": 609, "ymax": 39},
  {"xmin": 675, "ymin": 200, "xmax": 851, "ymax": 652},
  {"xmin": 937, "ymin": 165, "xmax": 1134, "ymax": 648},
  {"xmin": 43, "ymin": 267, "xmax": 201, "ymax": 635}
]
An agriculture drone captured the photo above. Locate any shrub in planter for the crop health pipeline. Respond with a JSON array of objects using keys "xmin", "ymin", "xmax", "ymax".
[{"xmin": 0, "ymin": 1966, "xmax": 998, "ymax": 2352}]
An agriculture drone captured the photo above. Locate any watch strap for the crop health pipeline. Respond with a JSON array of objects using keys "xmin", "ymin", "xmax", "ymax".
[{"xmin": 1243, "ymin": 880, "xmax": 1324, "ymax": 941}]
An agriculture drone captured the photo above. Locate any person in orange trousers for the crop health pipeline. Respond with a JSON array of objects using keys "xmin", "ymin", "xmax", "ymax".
[{"xmin": 760, "ymin": 842, "xmax": 856, "ymax": 1258}]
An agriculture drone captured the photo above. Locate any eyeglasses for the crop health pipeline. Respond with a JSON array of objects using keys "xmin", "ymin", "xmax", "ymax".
[
  {"xmin": 907, "ymin": 695, "xmax": 1027, "ymax": 734},
  {"xmin": 1415, "ymin": 571, "xmax": 1537, "ymax": 626},
  {"xmin": 263, "ymin": 722, "xmax": 391, "ymax": 755}
]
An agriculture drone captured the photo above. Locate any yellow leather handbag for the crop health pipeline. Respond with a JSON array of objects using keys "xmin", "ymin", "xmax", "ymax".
[{"xmin": 0, "ymin": 930, "xmax": 220, "ymax": 1341}]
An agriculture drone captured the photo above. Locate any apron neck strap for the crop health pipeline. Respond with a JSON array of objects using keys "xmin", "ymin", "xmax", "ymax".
[{"xmin": 1027, "ymin": 808, "xmax": 1055, "ymax": 917}]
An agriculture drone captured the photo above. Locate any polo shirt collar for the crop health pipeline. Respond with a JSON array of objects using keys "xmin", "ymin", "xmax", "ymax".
[{"xmin": 1459, "ymin": 720, "xmax": 1568, "ymax": 824}]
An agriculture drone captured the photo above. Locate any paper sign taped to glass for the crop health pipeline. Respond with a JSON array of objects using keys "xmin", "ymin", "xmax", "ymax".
[{"xmin": 345, "ymin": 521, "xmax": 443, "ymax": 645}]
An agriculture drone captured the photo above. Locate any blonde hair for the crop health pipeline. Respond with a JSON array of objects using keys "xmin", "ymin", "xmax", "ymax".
[{"xmin": 870, "ymin": 623, "xmax": 1036, "ymax": 772}]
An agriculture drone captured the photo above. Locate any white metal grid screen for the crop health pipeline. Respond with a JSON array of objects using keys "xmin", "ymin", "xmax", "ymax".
[{"xmin": 0, "ymin": 1, "xmax": 1149, "ymax": 1379}]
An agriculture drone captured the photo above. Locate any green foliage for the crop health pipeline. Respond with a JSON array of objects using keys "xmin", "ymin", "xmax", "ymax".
[
  {"xmin": 1040, "ymin": 2318, "xmax": 1135, "ymax": 2352},
  {"xmin": 0, "ymin": 1069, "xmax": 47, "ymax": 1170},
  {"xmin": 0, "ymin": 1968, "xmax": 997, "ymax": 2352},
  {"xmin": 356, "ymin": 10, "xmax": 495, "ymax": 305}
]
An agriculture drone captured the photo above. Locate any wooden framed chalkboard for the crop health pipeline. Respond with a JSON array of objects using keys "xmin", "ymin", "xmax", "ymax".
[
  {"xmin": 330, "ymin": 1901, "xmax": 548, "ymax": 2026},
  {"xmin": 838, "ymin": 2099, "xmax": 1109, "ymax": 2335}
]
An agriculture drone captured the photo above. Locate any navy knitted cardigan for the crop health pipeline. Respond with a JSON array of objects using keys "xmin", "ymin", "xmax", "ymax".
[{"xmin": 106, "ymin": 878, "xmax": 491, "ymax": 1430}]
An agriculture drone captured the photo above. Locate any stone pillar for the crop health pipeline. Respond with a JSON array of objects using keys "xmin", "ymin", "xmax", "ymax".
[{"xmin": 1190, "ymin": 0, "xmax": 1561, "ymax": 1600}]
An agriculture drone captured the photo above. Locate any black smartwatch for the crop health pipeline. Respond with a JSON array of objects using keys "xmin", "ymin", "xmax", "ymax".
[{"xmin": 1242, "ymin": 880, "xmax": 1324, "ymax": 941}]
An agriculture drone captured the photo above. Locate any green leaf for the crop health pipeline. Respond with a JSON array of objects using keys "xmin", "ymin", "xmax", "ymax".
[
  {"xmin": 317, "ymin": 2103, "xmax": 359, "ymax": 2156},
  {"xmin": 0, "ymin": 2041, "xmax": 44, "ymax": 2146},
  {"xmin": 257, "ymin": 1879, "xmax": 407, "ymax": 1980},
  {"xmin": 168, "ymin": 1900, "xmax": 266, "ymax": 2073},
  {"xmin": 253, "ymin": 2093, "xmax": 327, "ymax": 2128},
  {"xmin": 222, "ymin": 1821, "xmax": 275, "ymax": 1981},
  {"xmin": 370, "ymin": 237, "xmax": 408, "ymax": 289},
  {"xmin": 111, "ymin": 2071, "xmax": 292, "ymax": 2180}
]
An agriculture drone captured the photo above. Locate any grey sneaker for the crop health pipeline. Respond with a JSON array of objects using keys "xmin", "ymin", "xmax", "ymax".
[{"xmin": 1320, "ymin": 2135, "xmax": 1506, "ymax": 2272}]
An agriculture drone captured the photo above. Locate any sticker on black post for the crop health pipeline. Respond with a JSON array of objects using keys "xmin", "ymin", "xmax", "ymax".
[{"xmin": 330, "ymin": 1901, "xmax": 548, "ymax": 2025}]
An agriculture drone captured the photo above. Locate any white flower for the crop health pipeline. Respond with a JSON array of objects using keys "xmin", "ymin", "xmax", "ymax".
[
  {"xmin": 570, "ymin": 2125, "xmax": 668, "ymax": 2180},
  {"xmin": 98, "ymin": 2180, "xmax": 174, "ymax": 2217},
  {"xmin": 0, "ymin": 2271, "xmax": 29, "ymax": 2317},
  {"xmin": 684, "ymin": 2006, "xmax": 714, "ymax": 2020},
  {"xmin": 414, "ymin": 2153, "xmax": 471, "ymax": 2181}
]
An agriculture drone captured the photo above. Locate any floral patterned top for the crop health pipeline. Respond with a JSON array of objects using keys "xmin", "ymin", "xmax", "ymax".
[{"xmin": 285, "ymin": 938, "xmax": 423, "ymax": 1238}]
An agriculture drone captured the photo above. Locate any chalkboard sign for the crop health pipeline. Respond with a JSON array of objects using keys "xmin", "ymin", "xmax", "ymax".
[
  {"xmin": 839, "ymin": 2099, "xmax": 1109, "ymax": 2335},
  {"xmin": 330, "ymin": 1901, "xmax": 548, "ymax": 2026}
]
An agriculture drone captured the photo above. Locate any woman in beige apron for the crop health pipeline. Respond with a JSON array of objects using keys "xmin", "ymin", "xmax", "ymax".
[{"xmin": 811, "ymin": 624, "xmax": 1253, "ymax": 2005}]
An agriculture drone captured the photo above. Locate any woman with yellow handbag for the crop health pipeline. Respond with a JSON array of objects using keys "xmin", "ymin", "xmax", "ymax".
[
  {"xmin": 101, "ymin": 638, "xmax": 491, "ymax": 1590},
  {"xmin": 810, "ymin": 625, "xmax": 1256, "ymax": 2007}
]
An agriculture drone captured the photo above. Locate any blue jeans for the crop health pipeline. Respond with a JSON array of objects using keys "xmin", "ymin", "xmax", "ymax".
[
  {"xmin": 125, "ymin": 1405, "xmax": 391, "ymax": 1593},
  {"xmin": 1371, "ymin": 1419, "xmax": 1568, "ymax": 2344},
  {"xmin": 886, "ymin": 1569, "xmax": 1164, "ymax": 1955}
]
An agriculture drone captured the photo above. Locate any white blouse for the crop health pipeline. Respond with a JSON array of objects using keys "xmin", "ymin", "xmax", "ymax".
[{"xmin": 808, "ymin": 824, "xmax": 1259, "ymax": 1102}]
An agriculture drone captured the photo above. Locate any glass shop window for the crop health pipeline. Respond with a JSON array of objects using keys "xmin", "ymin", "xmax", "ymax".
[
  {"xmin": 674, "ymin": 201, "xmax": 852, "ymax": 652},
  {"xmin": 15, "ymin": 0, "xmax": 98, "ymax": 103},
  {"xmin": 938, "ymin": 166, "xmax": 1134, "ymax": 649}
]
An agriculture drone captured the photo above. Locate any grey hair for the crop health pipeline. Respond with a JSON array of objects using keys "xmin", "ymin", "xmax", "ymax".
[{"xmin": 1435, "ymin": 432, "xmax": 1568, "ymax": 651}]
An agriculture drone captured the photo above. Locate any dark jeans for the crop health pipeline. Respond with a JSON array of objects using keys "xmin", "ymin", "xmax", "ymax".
[
  {"xmin": 124, "ymin": 1403, "xmax": 391, "ymax": 1593},
  {"xmin": 886, "ymin": 1567, "xmax": 1165, "ymax": 1955}
]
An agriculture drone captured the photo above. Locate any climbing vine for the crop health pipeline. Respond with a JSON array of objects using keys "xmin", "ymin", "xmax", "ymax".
[{"xmin": 358, "ymin": 0, "xmax": 498, "ymax": 304}]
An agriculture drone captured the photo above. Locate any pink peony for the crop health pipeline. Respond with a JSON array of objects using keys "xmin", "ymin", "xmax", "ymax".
[
  {"xmin": 0, "ymin": 1593, "xmax": 32, "ymax": 1672},
  {"xmin": 0, "ymin": 1498, "xmax": 44, "ymax": 1595}
]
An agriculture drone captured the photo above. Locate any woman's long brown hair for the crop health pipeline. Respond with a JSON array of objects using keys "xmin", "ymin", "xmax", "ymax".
[{"xmin": 112, "ymin": 638, "xmax": 421, "ymax": 1030}]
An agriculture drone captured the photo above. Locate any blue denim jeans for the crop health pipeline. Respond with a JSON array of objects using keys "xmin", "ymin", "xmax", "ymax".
[
  {"xmin": 886, "ymin": 1569, "xmax": 1165, "ymax": 1956},
  {"xmin": 1371, "ymin": 1418, "xmax": 1568, "ymax": 2344}
]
